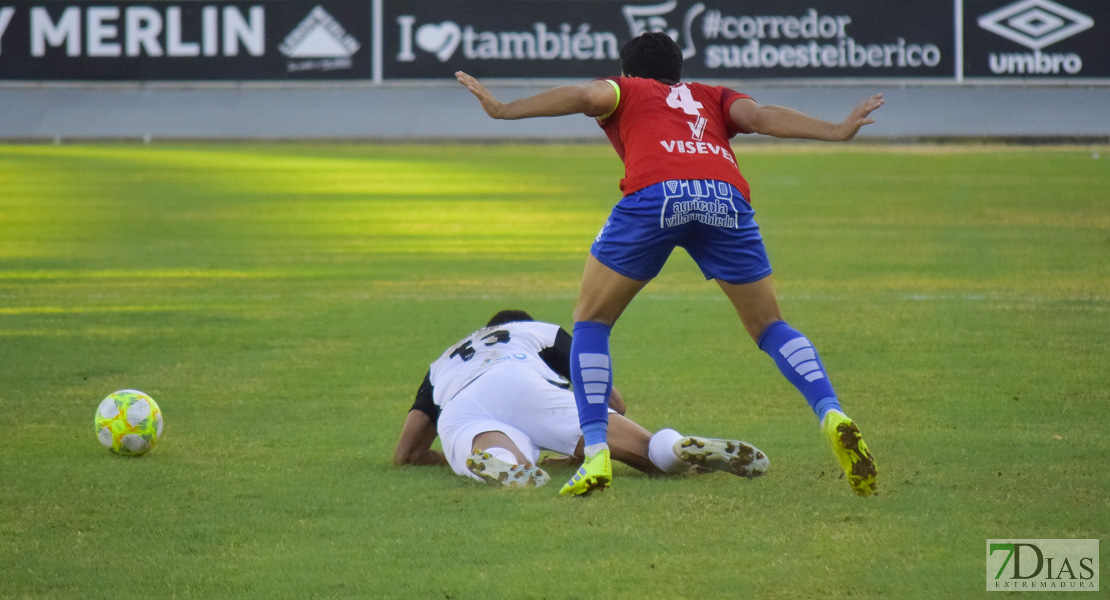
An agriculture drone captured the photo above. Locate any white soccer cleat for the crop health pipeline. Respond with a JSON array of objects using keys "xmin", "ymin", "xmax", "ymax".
[
  {"xmin": 465, "ymin": 450, "xmax": 550, "ymax": 488},
  {"xmin": 674, "ymin": 436, "xmax": 769, "ymax": 479}
]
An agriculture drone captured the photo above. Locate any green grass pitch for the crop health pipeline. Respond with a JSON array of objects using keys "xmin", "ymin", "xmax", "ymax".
[{"xmin": 0, "ymin": 143, "xmax": 1107, "ymax": 599}]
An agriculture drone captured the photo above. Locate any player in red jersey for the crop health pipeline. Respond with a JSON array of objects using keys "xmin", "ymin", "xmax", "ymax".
[{"xmin": 456, "ymin": 32, "xmax": 882, "ymax": 498}]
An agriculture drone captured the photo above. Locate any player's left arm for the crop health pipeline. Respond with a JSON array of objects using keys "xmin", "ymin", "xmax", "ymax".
[
  {"xmin": 729, "ymin": 94, "xmax": 884, "ymax": 141},
  {"xmin": 609, "ymin": 387, "xmax": 627, "ymax": 416},
  {"xmin": 456, "ymin": 71, "xmax": 618, "ymax": 120}
]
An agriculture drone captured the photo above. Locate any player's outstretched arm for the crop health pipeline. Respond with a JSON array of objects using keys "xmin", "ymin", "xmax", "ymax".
[
  {"xmin": 730, "ymin": 94, "xmax": 884, "ymax": 142},
  {"xmin": 456, "ymin": 71, "xmax": 617, "ymax": 120}
]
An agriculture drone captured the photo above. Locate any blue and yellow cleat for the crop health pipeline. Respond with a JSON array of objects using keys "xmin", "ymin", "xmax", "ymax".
[
  {"xmin": 821, "ymin": 410, "xmax": 877, "ymax": 497},
  {"xmin": 559, "ymin": 448, "xmax": 612, "ymax": 496},
  {"xmin": 466, "ymin": 450, "xmax": 550, "ymax": 488}
]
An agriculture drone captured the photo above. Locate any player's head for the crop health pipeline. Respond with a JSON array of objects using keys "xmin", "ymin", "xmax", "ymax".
[
  {"xmin": 486, "ymin": 310, "xmax": 534, "ymax": 327},
  {"xmin": 620, "ymin": 32, "xmax": 682, "ymax": 84}
]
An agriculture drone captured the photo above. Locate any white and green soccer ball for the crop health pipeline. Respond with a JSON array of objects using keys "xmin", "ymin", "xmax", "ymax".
[{"xmin": 94, "ymin": 389, "xmax": 163, "ymax": 456}]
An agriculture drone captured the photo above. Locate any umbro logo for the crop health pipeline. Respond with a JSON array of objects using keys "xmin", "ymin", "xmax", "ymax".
[{"xmin": 978, "ymin": 0, "xmax": 1093, "ymax": 50}]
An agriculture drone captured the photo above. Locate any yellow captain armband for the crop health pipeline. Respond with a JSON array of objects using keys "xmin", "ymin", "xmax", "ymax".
[{"xmin": 596, "ymin": 79, "xmax": 620, "ymax": 121}]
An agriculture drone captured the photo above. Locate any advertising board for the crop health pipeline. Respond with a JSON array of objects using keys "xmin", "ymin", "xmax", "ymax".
[
  {"xmin": 0, "ymin": 0, "xmax": 372, "ymax": 79},
  {"xmin": 963, "ymin": 0, "xmax": 1109, "ymax": 79},
  {"xmin": 0, "ymin": 0, "xmax": 1104, "ymax": 82},
  {"xmin": 382, "ymin": 0, "xmax": 953, "ymax": 80}
]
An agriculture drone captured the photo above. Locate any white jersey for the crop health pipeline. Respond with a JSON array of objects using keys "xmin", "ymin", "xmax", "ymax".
[{"xmin": 428, "ymin": 321, "xmax": 565, "ymax": 408}]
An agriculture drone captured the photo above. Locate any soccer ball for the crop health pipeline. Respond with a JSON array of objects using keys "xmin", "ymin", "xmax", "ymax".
[{"xmin": 94, "ymin": 389, "xmax": 164, "ymax": 456}]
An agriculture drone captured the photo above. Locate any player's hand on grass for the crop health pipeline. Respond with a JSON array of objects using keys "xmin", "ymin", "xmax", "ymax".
[
  {"xmin": 837, "ymin": 93, "xmax": 885, "ymax": 141},
  {"xmin": 456, "ymin": 71, "xmax": 506, "ymax": 120}
]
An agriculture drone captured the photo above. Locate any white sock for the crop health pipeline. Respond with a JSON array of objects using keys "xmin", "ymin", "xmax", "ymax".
[
  {"xmin": 648, "ymin": 428, "xmax": 686, "ymax": 473},
  {"xmin": 583, "ymin": 442, "xmax": 609, "ymax": 458},
  {"xmin": 483, "ymin": 447, "xmax": 518, "ymax": 465}
]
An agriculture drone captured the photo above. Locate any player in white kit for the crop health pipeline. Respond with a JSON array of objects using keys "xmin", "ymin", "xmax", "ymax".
[{"xmin": 394, "ymin": 310, "xmax": 769, "ymax": 489}]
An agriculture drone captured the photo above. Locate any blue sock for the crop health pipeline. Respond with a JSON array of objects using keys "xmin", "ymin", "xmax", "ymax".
[
  {"xmin": 571, "ymin": 321, "xmax": 612, "ymax": 448},
  {"xmin": 758, "ymin": 321, "xmax": 842, "ymax": 421}
]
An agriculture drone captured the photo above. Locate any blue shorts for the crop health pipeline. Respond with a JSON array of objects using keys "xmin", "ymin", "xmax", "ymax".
[{"xmin": 591, "ymin": 179, "xmax": 772, "ymax": 285}]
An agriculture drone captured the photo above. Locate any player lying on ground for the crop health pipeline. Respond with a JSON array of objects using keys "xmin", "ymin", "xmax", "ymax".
[
  {"xmin": 393, "ymin": 310, "xmax": 768, "ymax": 488},
  {"xmin": 456, "ymin": 32, "xmax": 879, "ymax": 497}
]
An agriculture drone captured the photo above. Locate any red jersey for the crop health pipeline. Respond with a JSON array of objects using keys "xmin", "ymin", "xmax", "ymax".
[{"xmin": 597, "ymin": 76, "xmax": 753, "ymax": 200}]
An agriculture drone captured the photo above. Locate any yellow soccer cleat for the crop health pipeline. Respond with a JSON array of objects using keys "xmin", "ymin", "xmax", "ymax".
[
  {"xmin": 822, "ymin": 410, "xmax": 877, "ymax": 497},
  {"xmin": 559, "ymin": 448, "xmax": 612, "ymax": 496}
]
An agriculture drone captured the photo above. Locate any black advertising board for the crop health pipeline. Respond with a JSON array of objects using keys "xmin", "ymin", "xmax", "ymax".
[
  {"xmin": 0, "ymin": 0, "xmax": 372, "ymax": 79},
  {"xmin": 678, "ymin": 0, "xmax": 953, "ymax": 80},
  {"xmin": 385, "ymin": 0, "xmax": 624, "ymax": 80},
  {"xmin": 0, "ymin": 0, "xmax": 1105, "ymax": 82},
  {"xmin": 963, "ymin": 0, "xmax": 1110, "ymax": 79},
  {"xmin": 383, "ymin": 0, "xmax": 954, "ymax": 80}
]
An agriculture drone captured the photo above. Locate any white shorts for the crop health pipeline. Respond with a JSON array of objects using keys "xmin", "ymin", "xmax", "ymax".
[{"xmin": 437, "ymin": 363, "xmax": 588, "ymax": 481}]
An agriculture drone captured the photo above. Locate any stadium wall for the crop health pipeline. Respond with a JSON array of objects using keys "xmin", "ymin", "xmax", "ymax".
[{"xmin": 2, "ymin": 82, "xmax": 1108, "ymax": 142}]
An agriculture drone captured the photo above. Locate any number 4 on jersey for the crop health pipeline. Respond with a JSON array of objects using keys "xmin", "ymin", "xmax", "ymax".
[
  {"xmin": 666, "ymin": 84, "xmax": 703, "ymax": 115},
  {"xmin": 666, "ymin": 84, "xmax": 708, "ymax": 141}
]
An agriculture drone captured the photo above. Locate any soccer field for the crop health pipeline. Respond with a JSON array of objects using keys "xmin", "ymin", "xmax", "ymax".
[{"xmin": 1, "ymin": 143, "xmax": 1106, "ymax": 598}]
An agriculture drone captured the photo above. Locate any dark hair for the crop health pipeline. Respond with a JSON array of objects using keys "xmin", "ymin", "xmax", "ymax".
[
  {"xmin": 486, "ymin": 310, "xmax": 534, "ymax": 327},
  {"xmin": 620, "ymin": 32, "xmax": 682, "ymax": 84}
]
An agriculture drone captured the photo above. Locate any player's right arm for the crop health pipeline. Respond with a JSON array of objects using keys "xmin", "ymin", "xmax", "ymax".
[
  {"xmin": 729, "ymin": 94, "xmax": 884, "ymax": 141},
  {"xmin": 393, "ymin": 410, "xmax": 445, "ymax": 466},
  {"xmin": 393, "ymin": 372, "xmax": 447, "ymax": 466},
  {"xmin": 456, "ymin": 71, "xmax": 617, "ymax": 120}
]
